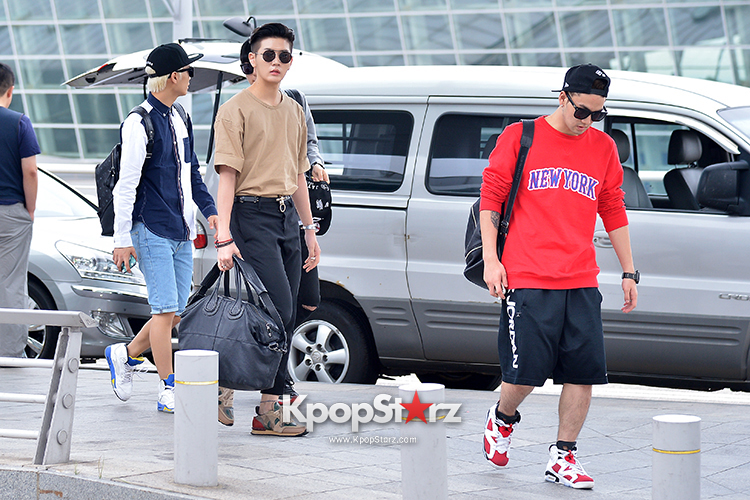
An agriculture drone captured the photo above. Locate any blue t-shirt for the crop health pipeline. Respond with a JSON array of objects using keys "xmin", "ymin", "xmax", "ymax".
[
  {"xmin": 0, "ymin": 108, "xmax": 41, "ymax": 205},
  {"xmin": 19, "ymin": 115, "xmax": 40, "ymax": 159}
]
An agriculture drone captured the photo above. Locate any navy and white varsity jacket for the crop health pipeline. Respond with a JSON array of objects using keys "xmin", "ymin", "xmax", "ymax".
[{"xmin": 113, "ymin": 93, "xmax": 217, "ymax": 247}]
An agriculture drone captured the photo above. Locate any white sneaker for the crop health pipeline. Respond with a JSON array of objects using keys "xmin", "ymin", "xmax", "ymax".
[
  {"xmin": 545, "ymin": 445, "xmax": 594, "ymax": 489},
  {"xmin": 482, "ymin": 403, "xmax": 519, "ymax": 467},
  {"xmin": 157, "ymin": 375, "xmax": 175, "ymax": 413},
  {"xmin": 105, "ymin": 343, "xmax": 139, "ymax": 401}
]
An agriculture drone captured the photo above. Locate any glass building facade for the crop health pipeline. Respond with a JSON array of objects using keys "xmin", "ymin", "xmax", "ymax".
[{"xmin": 1, "ymin": 0, "xmax": 749, "ymax": 159}]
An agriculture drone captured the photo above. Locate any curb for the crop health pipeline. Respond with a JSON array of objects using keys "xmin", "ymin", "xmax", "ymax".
[{"xmin": 0, "ymin": 467, "xmax": 201, "ymax": 500}]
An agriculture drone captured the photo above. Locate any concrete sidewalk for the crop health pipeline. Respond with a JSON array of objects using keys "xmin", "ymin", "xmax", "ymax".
[{"xmin": 2, "ymin": 363, "xmax": 750, "ymax": 499}]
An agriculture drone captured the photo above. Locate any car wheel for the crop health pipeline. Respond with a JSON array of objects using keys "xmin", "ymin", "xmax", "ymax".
[
  {"xmin": 289, "ymin": 302, "xmax": 378, "ymax": 384},
  {"xmin": 418, "ymin": 372, "xmax": 502, "ymax": 391},
  {"xmin": 26, "ymin": 280, "xmax": 60, "ymax": 359}
]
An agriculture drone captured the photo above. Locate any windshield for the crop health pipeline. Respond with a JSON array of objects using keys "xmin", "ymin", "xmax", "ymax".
[
  {"xmin": 718, "ymin": 106, "xmax": 750, "ymax": 141},
  {"xmin": 36, "ymin": 169, "xmax": 97, "ymax": 218}
]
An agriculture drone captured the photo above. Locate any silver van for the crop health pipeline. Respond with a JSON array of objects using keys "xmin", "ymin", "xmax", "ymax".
[{"xmin": 195, "ymin": 65, "xmax": 750, "ymax": 391}]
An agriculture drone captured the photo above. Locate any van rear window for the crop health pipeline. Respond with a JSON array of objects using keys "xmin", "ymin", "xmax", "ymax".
[
  {"xmin": 312, "ymin": 110, "xmax": 413, "ymax": 192},
  {"xmin": 427, "ymin": 113, "xmax": 526, "ymax": 196}
]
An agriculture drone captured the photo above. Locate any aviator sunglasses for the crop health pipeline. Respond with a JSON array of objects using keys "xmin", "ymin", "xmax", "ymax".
[
  {"xmin": 256, "ymin": 49, "xmax": 293, "ymax": 64},
  {"xmin": 565, "ymin": 92, "xmax": 607, "ymax": 122}
]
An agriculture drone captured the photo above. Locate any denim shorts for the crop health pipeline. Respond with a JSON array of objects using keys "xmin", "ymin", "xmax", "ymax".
[{"xmin": 130, "ymin": 222, "xmax": 193, "ymax": 316}]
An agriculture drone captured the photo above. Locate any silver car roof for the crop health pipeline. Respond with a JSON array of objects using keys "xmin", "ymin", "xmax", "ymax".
[{"xmin": 298, "ymin": 65, "xmax": 750, "ymax": 112}]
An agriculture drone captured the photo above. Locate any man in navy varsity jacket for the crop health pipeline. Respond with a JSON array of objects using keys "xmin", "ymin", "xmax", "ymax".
[{"xmin": 106, "ymin": 43, "xmax": 218, "ymax": 413}]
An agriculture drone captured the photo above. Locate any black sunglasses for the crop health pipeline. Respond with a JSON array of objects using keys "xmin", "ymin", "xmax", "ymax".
[
  {"xmin": 175, "ymin": 67, "xmax": 194, "ymax": 78},
  {"xmin": 257, "ymin": 49, "xmax": 292, "ymax": 64},
  {"xmin": 565, "ymin": 92, "xmax": 607, "ymax": 122}
]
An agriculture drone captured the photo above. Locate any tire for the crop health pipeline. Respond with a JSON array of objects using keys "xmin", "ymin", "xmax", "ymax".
[
  {"xmin": 289, "ymin": 301, "xmax": 378, "ymax": 384},
  {"xmin": 418, "ymin": 372, "xmax": 502, "ymax": 391},
  {"xmin": 26, "ymin": 280, "xmax": 60, "ymax": 359}
]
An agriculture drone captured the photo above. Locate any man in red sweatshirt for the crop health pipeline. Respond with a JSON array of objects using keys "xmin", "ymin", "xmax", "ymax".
[{"xmin": 479, "ymin": 64, "xmax": 638, "ymax": 490}]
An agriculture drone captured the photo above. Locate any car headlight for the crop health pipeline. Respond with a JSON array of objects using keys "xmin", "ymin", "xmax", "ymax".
[
  {"xmin": 89, "ymin": 311, "xmax": 130, "ymax": 339},
  {"xmin": 55, "ymin": 241, "xmax": 146, "ymax": 286}
]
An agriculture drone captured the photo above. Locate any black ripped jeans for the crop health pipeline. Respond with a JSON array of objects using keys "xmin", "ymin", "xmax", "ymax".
[{"xmin": 230, "ymin": 196, "xmax": 301, "ymax": 396}]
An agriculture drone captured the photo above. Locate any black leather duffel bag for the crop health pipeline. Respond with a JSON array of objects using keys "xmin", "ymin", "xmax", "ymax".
[{"xmin": 179, "ymin": 256, "xmax": 286, "ymax": 391}]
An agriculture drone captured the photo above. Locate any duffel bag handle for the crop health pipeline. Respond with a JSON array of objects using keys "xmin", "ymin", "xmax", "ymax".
[
  {"xmin": 188, "ymin": 262, "xmax": 234, "ymax": 303},
  {"xmin": 186, "ymin": 256, "xmax": 287, "ymax": 342},
  {"xmin": 187, "ymin": 263, "xmax": 221, "ymax": 307},
  {"xmin": 232, "ymin": 255, "xmax": 287, "ymax": 339}
]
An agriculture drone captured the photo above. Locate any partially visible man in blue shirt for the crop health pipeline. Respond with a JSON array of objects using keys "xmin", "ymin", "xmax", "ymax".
[
  {"xmin": 105, "ymin": 43, "xmax": 218, "ymax": 413},
  {"xmin": 0, "ymin": 62, "xmax": 40, "ymax": 358}
]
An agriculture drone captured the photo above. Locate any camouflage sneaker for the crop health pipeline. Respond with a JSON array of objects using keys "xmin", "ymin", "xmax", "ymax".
[
  {"xmin": 218, "ymin": 387, "xmax": 234, "ymax": 426},
  {"xmin": 251, "ymin": 402, "xmax": 308, "ymax": 436}
]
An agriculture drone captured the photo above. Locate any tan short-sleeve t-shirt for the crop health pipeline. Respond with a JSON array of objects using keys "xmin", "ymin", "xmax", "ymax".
[{"xmin": 213, "ymin": 89, "xmax": 309, "ymax": 197}]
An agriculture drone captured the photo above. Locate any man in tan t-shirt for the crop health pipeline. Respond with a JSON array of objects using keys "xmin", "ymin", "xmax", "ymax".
[{"xmin": 213, "ymin": 22, "xmax": 319, "ymax": 437}]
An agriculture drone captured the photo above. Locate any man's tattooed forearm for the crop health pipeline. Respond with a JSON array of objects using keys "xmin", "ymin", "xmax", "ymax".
[{"xmin": 490, "ymin": 211, "xmax": 501, "ymax": 229}]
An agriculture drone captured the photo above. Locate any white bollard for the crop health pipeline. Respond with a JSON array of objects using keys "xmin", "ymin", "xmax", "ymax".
[
  {"xmin": 652, "ymin": 414, "xmax": 701, "ymax": 500},
  {"xmin": 399, "ymin": 383, "xmax": 447, "ymax": 500},
  {"xmin": 174, "ymin": 350, "xmax": 219, "ymax": 487}
]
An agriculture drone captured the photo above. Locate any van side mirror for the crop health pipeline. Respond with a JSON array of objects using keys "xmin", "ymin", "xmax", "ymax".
[
  {"xmin": 223, "ymin": 16, "xmax": 256, "ymax": 37},
  {"xmin": 696, "ymin": 160, "xmax": 750, "ymax": 214}
]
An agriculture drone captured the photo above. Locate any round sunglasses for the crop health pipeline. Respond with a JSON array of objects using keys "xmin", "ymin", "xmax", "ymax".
[
  {"xmin": 565, "ymin": 92, "xmax": 607, "ymax": 122},
  {"xmin": 256, "ymin": 49, "xmax": 292, "ymax": 64}
]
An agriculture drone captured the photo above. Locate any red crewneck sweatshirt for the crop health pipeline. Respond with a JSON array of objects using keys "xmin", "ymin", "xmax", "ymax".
[{"xmin": 480, "ymin": 116, "xmax": 628, "ymax": 290}]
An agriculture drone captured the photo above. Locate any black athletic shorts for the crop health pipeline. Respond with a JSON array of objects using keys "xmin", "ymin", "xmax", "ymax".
[{"xmin": 497, "ymin": 288, "xmax": 608, "ymax": 386}]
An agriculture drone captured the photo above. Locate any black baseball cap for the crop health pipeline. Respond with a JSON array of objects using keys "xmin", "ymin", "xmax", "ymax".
[
  {"xmin": 146, "ymin": 43, "xmax": 203, "ymax": 78},
  {"xmin": 555, "ymin": 63, "xmax": 610, "ymax": 97}
]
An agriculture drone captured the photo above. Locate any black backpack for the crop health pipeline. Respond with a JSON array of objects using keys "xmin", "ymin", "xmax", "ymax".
[
  {"xmin": 95, "ymin": 103, "xmax": 187, "ymax": 237},
  {"xmin": 463, "ymin": 120, "xmax": 534, "ymax": 288},
  {"xmin": 283, "ymin": 88, "xmax": 333, "ymax": 235}
]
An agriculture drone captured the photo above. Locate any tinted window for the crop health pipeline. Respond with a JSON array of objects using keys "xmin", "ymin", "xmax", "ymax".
[
  {"xmin": 313, "ymin": 110, "xmax": 413, "ymax": 192},
  {"xmin": 427, "ymin": 113, "xmax": 526, "ymax": 196}
]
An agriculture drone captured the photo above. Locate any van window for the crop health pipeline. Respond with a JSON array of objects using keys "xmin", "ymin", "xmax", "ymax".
[
  {"xmin": 611, "ymin": 118, "xmax": 729, "ymax": 200},
  {"xmin": 427, "ymin": 113, "xmax": 526, "ymax": 196},
  {"xmin": 312, "ymin": 110, "xmax": 413, "ymax": 192},
  {"xmin": 610, "ymin": 120, "xmax": 685, "ymax": 196}
]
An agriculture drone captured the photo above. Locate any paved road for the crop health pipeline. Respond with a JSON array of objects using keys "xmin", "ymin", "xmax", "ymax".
[
  {"xmin": 2, "ymin": 362, "xmax": 750, "ymax": 499},
  {"xmin": 28, "ymin": 162, "xmax": 750, "ymax": 498}
]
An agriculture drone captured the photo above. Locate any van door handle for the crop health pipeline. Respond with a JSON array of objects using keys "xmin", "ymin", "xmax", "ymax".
[{"xmin": 593, "ymin": 231, "xmax": 612, "ymax": 248}]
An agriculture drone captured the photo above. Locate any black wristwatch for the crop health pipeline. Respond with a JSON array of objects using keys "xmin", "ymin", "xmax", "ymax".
[{"xmin": 622, "ymin": 270, "xmax": 640, "ymax": 284}]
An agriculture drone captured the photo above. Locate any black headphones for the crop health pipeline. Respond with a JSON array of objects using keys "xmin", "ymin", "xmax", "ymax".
[{"xmin": 240, "ymin": 38, "xmax": 253, "ymax": 75}]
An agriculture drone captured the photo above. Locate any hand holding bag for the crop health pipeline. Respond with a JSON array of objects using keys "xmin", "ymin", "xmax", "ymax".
[
  {"xmin": 178, "ymin": 256, "xmax": 286, "ymax": 391},
  {"xmin": 306, "ymin": 170, "xmax": 332, "ymax": 235},
  {"xmin": 463, "ymin": 120, "xmax": 534, "ymax": 288}
]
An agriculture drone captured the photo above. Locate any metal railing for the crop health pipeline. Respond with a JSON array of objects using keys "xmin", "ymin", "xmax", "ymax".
[{"xmin": 0, "ymin": 308, "xmax": 97, "ymax": 465}]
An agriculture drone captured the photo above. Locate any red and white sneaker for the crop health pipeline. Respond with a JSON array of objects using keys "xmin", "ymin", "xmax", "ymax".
[
  {"xmin": 482, "ymin": 403, "xmax": 519, "ymax": 467},
  {"xmin": 545, "ymin": 445, "xmax": 595, "ymax": 489}
]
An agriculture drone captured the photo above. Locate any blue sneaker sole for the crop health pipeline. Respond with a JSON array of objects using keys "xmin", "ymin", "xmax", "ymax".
[{"xmin": 157, "ymin": 403, "xmax": 174, "ymax": 413}]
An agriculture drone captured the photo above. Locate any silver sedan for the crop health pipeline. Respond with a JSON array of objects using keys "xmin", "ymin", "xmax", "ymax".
[{"xmin": 25, "ymin": 169, "xmax": 153, "ymax": 360}]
